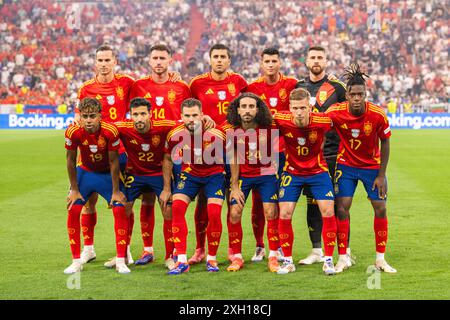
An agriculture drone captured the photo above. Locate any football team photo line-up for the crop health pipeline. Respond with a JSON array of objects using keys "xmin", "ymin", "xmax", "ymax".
[{"xmin": 63, "ymin": 43, "xmax": 396, "ymax": 276}]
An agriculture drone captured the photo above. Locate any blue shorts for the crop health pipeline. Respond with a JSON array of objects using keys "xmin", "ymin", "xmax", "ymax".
[
  {"xmin": 334, "ymin": 164, "xmax": 386, "ymax": 201},
  {"xmin": 172, "ymin": 163, "xmax": 182, "ymax": 182},
  {"xmin": 75, "ymin": 167, "xmax": 124, "ymax": 206},
  {"xmin": 174, "ymin": 172, "xmax": 225, "ymax": 200},
  {"xmin": 278, "ymin": 172, "xmax": 334, "ymax": 202},
  {"xmin": 230, "ymin": 175, "xmax": 279, "ymax": 205},
  {"xmin": 277, "ymin": 152, "xmax": 286, "ymax": 177},
  {"xmin": 119, "ymin": 152, "xmax": 127, "ymax": 172},
  {"xmin": 124, "ymin": 174, "xmax": 165, "ymax": 202}
]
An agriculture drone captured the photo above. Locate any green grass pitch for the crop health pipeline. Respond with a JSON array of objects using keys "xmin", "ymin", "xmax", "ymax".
[{"xmin": 0, "ymin": 129, "xmax": 449, "ymax": 300}]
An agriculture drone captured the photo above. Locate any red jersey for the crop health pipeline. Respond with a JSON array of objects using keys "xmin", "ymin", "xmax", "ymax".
[
  {"xmin": 65, "ymin": 122, "xmax": 120, "ymax": 172},
  {"xmin": 274, "ymin": 111, "xmax": 332, "ymax": 176},
  {"xmin": 246, "ymin": 73, "xmax": 298, "ymax": 152},
  {"xmin": 165, "ymin": 124, "xmax": 225, "ymax": 177},
  {"xmin": 116, "ymin": 119, "xmax": 176, "ymax": 176},
  {"xmin": 77, "ymin": 74, "xmax": 135, "ymax": 122},
  {"xmin": 220, "ymin": 121, "xmax": 278, "ymax": 177},
  {"xmin": 190, "ymin": 72, "xmax": 247, "ymax": 123},
  {"xmin": 246, "ymin": 73, "xmax": 298, "ymax": 114},
  {"xmin": 130, "ymin": 76, "xmax": 191, "ymax": 121},
  {"xmin": 326, "ymin": 101, "xmax": 391, "ymax": 169}
]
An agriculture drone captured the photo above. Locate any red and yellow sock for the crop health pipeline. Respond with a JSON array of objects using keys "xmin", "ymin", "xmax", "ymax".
[
  {"xmin": 266, "ymin": 218, "xmax": 279, "ymax": 251},
  {"xmin": 140, "ymin": 204, "xmax": 155, "ymax": 247},
  {"xmin": 322, "ymin": 216, "xmax": 337, "ymax": 257},
  {"xmin": 278, "ymin": 218, "xmax": 294, "ymax": 257},
  {"xmin": 374, "ymin": 216, "xmax": 388, "ymax": 253},
  {"xmin": 336, "ymin": 218, "xmax": 349, "ymax": 255},
  {"xmin": 206, "ymin": 203, "xmax": 222, "ymax": 257},
  {"xmin": 172, "ymin": 199, "xmax": 189, "ymax": 255},
  {"xmin": 81, "ymin": 212, "xmax": 96, "ymax": 246},
  {"xmin": 68, "ymin": 204, "xmax": 83, "ymax": 259},
  {"xmin": 112, "ymin": 205, "xmax": 129, "ymax": 258}
]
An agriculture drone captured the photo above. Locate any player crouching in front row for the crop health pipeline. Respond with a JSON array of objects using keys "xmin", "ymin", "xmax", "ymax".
[
  {"xmin": 273, "ymin": 88, "xmax": 338, "ymax": 275},
  {"xmin": 163, "ymin": 98, "xmax": 226, "ymax": 275},
  {"xmin": 64, "ymin": 98, "xmax": 129, "ymax": 274},
  {"xmin": 225, "ymin": 93, "xmax": 281, "ymax": 273}
]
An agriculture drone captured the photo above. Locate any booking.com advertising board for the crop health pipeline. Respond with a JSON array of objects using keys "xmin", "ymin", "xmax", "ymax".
[{"xmin": 1, "ymin": 113, "xmax": 450, "ymax": 130}]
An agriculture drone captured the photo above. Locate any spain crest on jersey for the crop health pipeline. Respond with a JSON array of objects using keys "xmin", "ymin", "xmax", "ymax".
[
  {"xmin": 116, "ymin": 87, "xmax": 125, "ymax": 100},
  {"xmin": 269, "ymin": 97, "xmax": 278, "ymax": 107},
  {"xmin": 97, "ymin": 136, "xmax": 106, "ymax": 148},
  {"xmin": 318, "ymin": 91, "xmax": 328, "ymax": 104},
  {"xmin": 351, "ymin": 129, "xmax": 360, "ymax": 138},
  {"xmin": 297, "ymin": 137, "xmax": 306, "ymax": 146},
  {"xmin": 89, "ymin": 145, "xmax": 98, "ymax": 153},
  {"xmin": 228, "ymin": 83, "xmax": 236, "ymax": 96},
  {"xmin": 218, "ymin": 91, "xmax": 226, "ymax": 101},
  {"xmin": 279, "ymin": 88, "xmax": 287, "ymax": 101},
  {"xmin": 308, "ymin": 131, "xmax": 318, "ymax": 143},
  {"xmin": 156, "ymin": 97, "xmax": 164, "ymax": 106},
  {"xmin": 151, "ymin": 135, "xmax": 160, "ymax": 147},
  {"xmin": 141, "ymin": 144, "xmax": 150, "ymax": 152},
  {"xmin": 168, "ymin": 89, "xmax": 176, "ymax": 104},
  {"xmin": 364, "ymin": 122, "xmax": 373, "ymax": 136}
]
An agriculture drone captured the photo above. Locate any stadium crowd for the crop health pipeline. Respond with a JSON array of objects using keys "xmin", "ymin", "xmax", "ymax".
[{"xmin": 0, "ymin": 0, "xmax": 448, "ymax": 113}]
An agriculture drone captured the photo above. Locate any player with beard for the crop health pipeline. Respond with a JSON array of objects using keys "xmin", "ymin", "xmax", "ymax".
[
  {"xmin": 295, "ymin": 46, "xmax": 350, "ymax": 266},
  {"xmin": 127, "ymin": 44, "xmax": 191, "ymax": 266},
  {"xmin": 188, "ymin": 44, "xmax": 247, "ymax": 264}
]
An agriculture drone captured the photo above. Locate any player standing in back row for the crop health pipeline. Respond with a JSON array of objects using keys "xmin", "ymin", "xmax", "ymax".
[
  {"xmin": 245, "ymin": 47, "xmax": 297, "ymax": 262},
  {"xmin": 188, "ymin": 44, "xmax": 247, "ymax": 264},
  {"xmin": 295, "ymin": 46, "xmax": 349, "ymax": 266},
  {"xmin": 76, "ymin": 45, "xmax": 135, "ymax": 266}
]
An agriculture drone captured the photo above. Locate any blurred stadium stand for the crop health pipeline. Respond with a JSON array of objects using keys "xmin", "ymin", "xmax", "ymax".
[{"xmin": 0, "ymin": 0, "xmax": 448, "ymax": 114}]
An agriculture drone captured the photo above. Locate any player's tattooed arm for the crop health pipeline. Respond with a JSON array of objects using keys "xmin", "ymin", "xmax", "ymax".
[
  {"xmin": 160, "ymin": 153, "xmax": 173, "ymax": 211},
  {"xmin": 373, "ymin": 138, "xmax": 390, "ymax": 199},
  {"xmin": 66, "ymin": 149, "xmax": 84, "ymax": 209},
  {"xmin": 109, "ymin": 150, "xmax": 127, "ymax": 205}
]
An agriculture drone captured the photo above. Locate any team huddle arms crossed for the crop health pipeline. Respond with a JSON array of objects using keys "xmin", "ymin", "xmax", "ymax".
[{"xmin": 64, "ymin": 44, "xmax": 396, "ymax": 276}]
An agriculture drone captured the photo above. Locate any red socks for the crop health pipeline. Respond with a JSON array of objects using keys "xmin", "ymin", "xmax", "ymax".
[
  {"xmin": 206, "ymin": 203, "xmax": 222, "ymax": 256},
  {"xmin": 140, "ymin": 204, "xmax": 155, "ymax": 247},
  {"xmin": 81, "ymin": 212, "xmax": 97, "ymax": 246},
  {"xmin": 336, "ymin": 218, "xmax": 350, "ymax": 255},
  {"xmin": 321, "ymin": 216, "xmax": 337, "ymax": 257},
  {"xmin": 266, "ymin": 218, "xmax": 279, "ymax": 251},
  {"xmin": 112, "ymin": 205, "xmax": 129, "ymax": 258},
  {"xmin": 251, "ymin": 192, "xmax": 265, "ymax": 248},
  {"xmin": 228, "ymin": 218, "xmax": 243, "ymax": 255},
  {"xmin": 163, "ymin": 219, "xmax": 174, "ymax": 259},
  {"xmin": 278, "ymin": 218, "xmax": 294, "ymax": 257},
  {"xmin": 194, "ymin": 198, "xmax": 208, "ymax": 249},
  {"xmin": 127, "ymin": 210, "xmax": 134, "ymax": 246},
  {"xmin": 171, "ymin": 199, "xmax": 189, "ymax": 255},
  {"xmin": 374, "ymin": 217, "xmax": 388, "ymax": 253},
  {"xmin": 68, "ymin": 204, "xmax": 83, "ymax": 259}
]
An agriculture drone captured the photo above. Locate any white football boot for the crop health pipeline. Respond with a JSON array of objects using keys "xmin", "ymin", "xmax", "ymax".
[
  {"xmin": 64, "ymin": 259, "xmax": 83, "ymax": 274},
  {"xmin": 298, "ymin": 248, "xmax": 325, "ymax": 265},
  {"xmin": 375, "ymin": 259, "xmax": 397, "ymax": 273}
]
